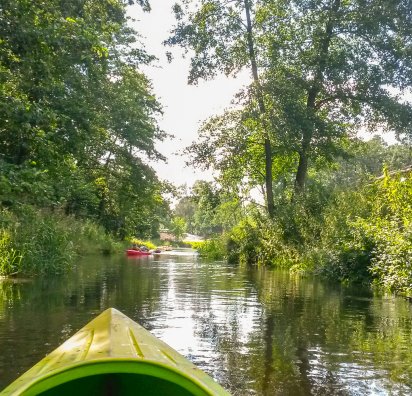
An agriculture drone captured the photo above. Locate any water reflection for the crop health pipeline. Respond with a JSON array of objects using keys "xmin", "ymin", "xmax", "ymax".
[{"xmin": 0, "ymin": 251, "xmax": 412, "ymax": 395}]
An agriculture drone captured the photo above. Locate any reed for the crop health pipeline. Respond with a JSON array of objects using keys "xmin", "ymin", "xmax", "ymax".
[{"xmin": 0, "ymin": 205, "xmax": 122, "ymax": 276}]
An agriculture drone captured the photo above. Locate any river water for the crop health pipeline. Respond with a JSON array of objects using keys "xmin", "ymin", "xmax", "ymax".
[{"xmin": 1, "ymin": 249, "xmax": 412, "ymax": 395}]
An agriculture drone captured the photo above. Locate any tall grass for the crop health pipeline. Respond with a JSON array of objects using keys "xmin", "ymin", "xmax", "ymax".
[
  {"xmin": 69, "ymin": 219, "xmax": 123, "ymax": 255},
  {"xmin": 0, "ymin": 230, "xmax": 22, "ymax": 276},
  {"xmin": 0, "ymin": 205, "xmax": 123, "ymax": 276},
  {"xmin": 0, "ymin": 207, "xmax": 76, "ymax": 275}
]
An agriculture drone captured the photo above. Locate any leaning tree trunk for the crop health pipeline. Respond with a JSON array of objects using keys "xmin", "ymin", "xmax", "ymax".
[{"xmin": 244, "ymin": 0, "xmax": 275, "ymax": 218}]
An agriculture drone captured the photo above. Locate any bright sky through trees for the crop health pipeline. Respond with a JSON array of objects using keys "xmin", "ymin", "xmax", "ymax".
[{"xmin": 128, "ymin": 2, "xmax": 251, "ymax": 186}]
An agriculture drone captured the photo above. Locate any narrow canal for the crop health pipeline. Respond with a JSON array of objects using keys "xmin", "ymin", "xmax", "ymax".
[{"xmin": 1, "ymin": 250, "xmax": 412, "ymax": 395}]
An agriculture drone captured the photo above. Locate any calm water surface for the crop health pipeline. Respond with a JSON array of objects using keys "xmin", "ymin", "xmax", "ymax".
[{"xmin": 1, "ymin": 250, "xmax": 412, "ymax": 395}]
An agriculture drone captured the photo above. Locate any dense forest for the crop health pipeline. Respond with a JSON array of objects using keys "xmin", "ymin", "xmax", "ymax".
[{"xmin": 1, "ymin": 0, "xmax": 412, "ymax": 297}]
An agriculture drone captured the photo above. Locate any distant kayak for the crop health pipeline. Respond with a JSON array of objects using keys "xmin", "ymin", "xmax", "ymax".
[
  {"xmin": 0, "ymin": 308, "xmax": 230, "ymax": 395},
  {"xmin": 126, "ymin": 249, "xmax": 151, "ymax": 256}
]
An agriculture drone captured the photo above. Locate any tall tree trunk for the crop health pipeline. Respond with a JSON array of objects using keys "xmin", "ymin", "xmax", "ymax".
[
  {"xmin": 244, "ymin": 0, "xmax": 275, "ymax": 218},
  {"xmin": 294, "ymin": 89, "xmax": 317, "ymax": 192},
  {"xmin": 294, "ymin": 0, "xmax": 341, "ymax": 193},
  {"xmin": 295, "ymin": 147, "xmax": 309, "ymax": 192}
]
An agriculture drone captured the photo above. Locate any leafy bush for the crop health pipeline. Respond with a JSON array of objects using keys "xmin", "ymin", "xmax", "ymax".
[
  {"xmin": 298, "ymin": 188, "xmax": 375, "ymax": 282},
  {"xmin": 71, "ymin": 219, "xmax": 122, "ymax": 255},
  {"xmin": 9, "ymin": 207, "xmax": 76, "ymax": 275},
  {"xmin": 297, "ymin": 170, "xmax": 412, "ymax": 293},
  {"xmin": 194, "ymin": 239, "xmax": 226, "ymax": 260},
  {"xmin": 226, "ymin": 217, "xmax": 262, "ymax": 264},
  {"xmin": 353, "ymin": 171, "xmax": 412, "ymax": 295},
  {"xmin": 222, "ymin": 170, "xmax": 412, "ymax": 295},
  {"xmin": 186, "ymin": 241, "xmax": 203, "ymax": 250}
]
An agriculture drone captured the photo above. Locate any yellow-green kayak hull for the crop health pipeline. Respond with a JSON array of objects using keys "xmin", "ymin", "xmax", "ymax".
[{"xmin": 1, "ymin": 308, "xmax": 230, "ymax": 395}]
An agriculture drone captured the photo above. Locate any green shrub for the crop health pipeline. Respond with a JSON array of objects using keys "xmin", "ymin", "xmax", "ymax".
[
  {"xmin": 13, "ymin": 209, "xmax": 76, "ymax": 275},
  {"xmin": 186, "ymin": 241, "xmax": 204, "ymax": 250},
  {"xmin": 194, "ymin": 239, "xmax": 225, "ymax": 260},
  {"xmin": 71, "ymin": 219, "xmax": 122, "ymax": 255},
  {"xmin": 299, "ymin": 171, "xmax": 412, "ymax": 292},
  {"xmin": 351, "ymin": 172, "xmax": 412, "ymax": 294},
  {"xmin": 226, "ymin": 218, "xmax": 262, "ymax": 265}
]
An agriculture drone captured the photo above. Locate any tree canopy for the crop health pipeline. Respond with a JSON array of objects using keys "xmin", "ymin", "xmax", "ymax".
[
  {"xmin": 0, "ymin": 0, "xmax": 169, "ymax": 238},
  {"xmin": 167, "ymin": 0, "xmax": 412, "ymax": 205}
]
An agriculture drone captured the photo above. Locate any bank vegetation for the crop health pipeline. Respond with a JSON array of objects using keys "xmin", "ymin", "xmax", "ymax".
[
  {"xmin": 0, "ymin": 1, "xmax": 170, "ymax": 275},
  {"xmin": 169, "ymin": 0, "xmax": 412, "ymax": 296}
]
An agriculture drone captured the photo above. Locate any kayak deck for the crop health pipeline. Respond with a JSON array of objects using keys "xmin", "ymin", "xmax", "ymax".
[{"xmin": 1, "ymin": 308, "xmax": 230, "ymax": 396}]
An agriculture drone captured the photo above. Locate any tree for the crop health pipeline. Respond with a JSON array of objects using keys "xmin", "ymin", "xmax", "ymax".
[
  {"xmin": 191, "ymin": 181, "xmax": 221, "ymax": 236},
  {"xmin": 170, "ymin": 216, "xmax": 187, "ymax": 240},
  {"xmin": 0, "ymin": 0, "xmax": 169, "ymax": 237},
  {"xmin": 174, "ymin": 196, "xmax": 197, "ymax": 233},
  {"xmin": 173, "ymin": 180, "xmax": 244, "ymax": 237},
  {"xmin": 167, "ymin": 0, "xmax": 412, "ymax": 199},
  {"xmin": 257, "ymin": 0, "xmax": 412, "ymax": 191},
  {"xmin": 166, "ymin": 0, "xmax": 275, "ymax": 217},
  {"xmin": 185, "ymin": 106, "xmax": 297, "ymax": 206}
]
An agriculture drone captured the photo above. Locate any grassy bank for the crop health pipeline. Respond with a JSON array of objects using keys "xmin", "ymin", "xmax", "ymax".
[{"xmin": 0, "ymin": 205, "xmax": 123, "ymax": 276}]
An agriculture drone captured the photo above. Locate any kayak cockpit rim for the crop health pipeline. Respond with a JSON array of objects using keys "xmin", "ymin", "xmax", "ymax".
[{"xmin": 2, "ymin": 359, "xmax": 219, "ymax": 396}]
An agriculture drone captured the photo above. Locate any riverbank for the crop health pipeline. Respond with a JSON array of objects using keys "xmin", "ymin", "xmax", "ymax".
[
  {"xmin": 219, "ymin": 171, "xmax": 412, "ymax": 297},
  {"xmin": 0, "ymin": 205, "xmax": 123, "ymax": 276}
]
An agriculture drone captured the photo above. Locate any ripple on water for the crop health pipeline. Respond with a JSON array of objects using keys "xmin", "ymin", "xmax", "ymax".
[{"xmin": 1, "ymin": 256, "xmax": 412, "ymax": 395}]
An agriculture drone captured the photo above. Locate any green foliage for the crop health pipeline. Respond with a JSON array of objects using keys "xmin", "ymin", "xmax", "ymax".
[
  {"xmin": 169, "ymin": 216, "xmax": 187, "ymax": 241},
  {"xmin": 169, "ymin": 0, "xmax": 412, "ymax": 195},
  {"xmin": 185, "ymin": 111, "xmax": 268, "ymax": 193},
  {"xmin": 300, "ymin": 188, "xmax": 374, "ymax": 283},
  {"xmin": 186, "ymin": 241, "xmax": 203, "ymax": 250},
  {"xmin": 70, "ymin": 220, "xmax": 123, "ymax": 256},
  {"xmin": 226, "ymin": 217, "xmax": 262, "ymax": 265},
  {"xmin": 191, "ymin": 180, "xmax": 222, "ymax": 236},
  {"xmin": 129, "ymin": 238, "xmax": 156, "ymax": 250},
  {"xmin": 167, "ymin": 0, "xmax": 412, "ymax": 295},
  {"xmin": 221, "ymin": 153, "xmax": 412, "ymax": 295},
  {"xmin": 0, "ymin": 230, "xmax": 22, "ymax": 276},
  {"xmin": 174, "ymin": 196, "xmax": 196, "ymax": 233},
  {"xmin": 0, "ymin": 205, "xmax": 124, "ymax": 276},
  {"xmin": 355, "ymin": 171, "xmax": 412, "ymax": 295},
  {"xmin": 284, "ymin": 169, "xmax": 412, "ymax": 293},
  {"xmin": 173, "ymin": 180, "xmax": 244, "ymax": 238},
  {"xmin": 0, "ymin": 0, "xmax": 169, "ymax": 240},
  {"xmin": 0, "ymin": 207, "xmax": 74, "ymax": 275},
  {"xmin": 191, "ymin": 239, "xmax": 226, "ymax": 260},
  {"xmin": 20, "ymin": 219, "xmax": 75, "ymax": 275}
]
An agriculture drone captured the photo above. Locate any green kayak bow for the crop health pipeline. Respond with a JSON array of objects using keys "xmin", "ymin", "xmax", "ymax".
[{"xmin": 1, "ymin": 308, "xmax": 230, "ymax": 396}]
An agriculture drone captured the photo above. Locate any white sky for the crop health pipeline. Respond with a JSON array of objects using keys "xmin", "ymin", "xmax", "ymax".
[{"xmin": 128, "ymin": 2, "xmax": 251, "ymax": 187}]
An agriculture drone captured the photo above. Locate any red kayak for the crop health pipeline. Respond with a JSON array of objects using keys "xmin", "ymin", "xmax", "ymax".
[{"xmin": 126, "ymin": 249, "xmax": 152, "ymax": 256}]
